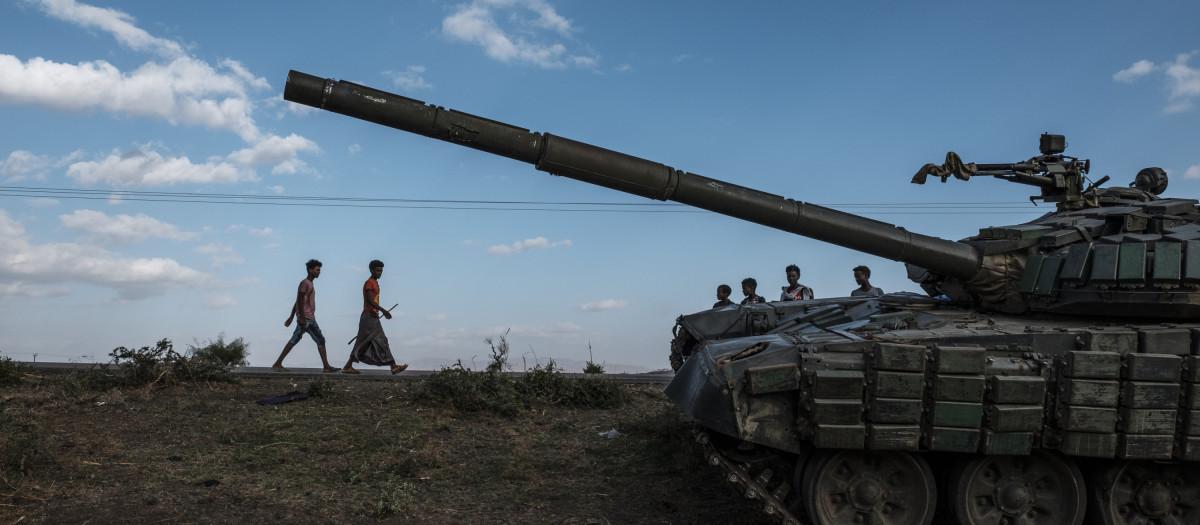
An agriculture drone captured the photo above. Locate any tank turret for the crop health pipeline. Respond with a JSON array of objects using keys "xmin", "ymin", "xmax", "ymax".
[{"xmin": 283, "ymin": 70, "xmax": 1200, "ymax": 525}]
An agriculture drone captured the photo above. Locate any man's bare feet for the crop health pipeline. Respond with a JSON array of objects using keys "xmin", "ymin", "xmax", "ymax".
[{"xmin": 322, "ymin": 367, "xmax": 339, "ymax": 373}]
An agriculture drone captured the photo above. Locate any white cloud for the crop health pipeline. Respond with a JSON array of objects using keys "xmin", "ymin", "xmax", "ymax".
[
  {"xmin": 0, "ymin": 281, "xmax": 70, "ymax": 297},
  {"xmin": 1, "ymin": 149, "xmax": 82, "ymax": 181},
  {"xmin": 386, "ymin": 66, "xmax": 433, "ymax": 91},
  {"xmin": 1113, "ymin": 59, "xmax": 1155, "ymax": 82},
  {"xmin": 1114, "ymin": 52, "xmax": 1200, "ymax": 114},
  {"xmin": 66, "ymin": 148, "xmax": 257, "ymax": 186},
  {"xmin": 442, "ymin": 0, "xmax": 597, "ymax": 69},
  {"xmin": 227, "ymin": 224, "xmax": 274, "ymax": 237},
  {"xmin": 0, "ymin": 2, "xmax": 321, "ymax": 182},
  {"xmin": 28, "ymin": 198, "xmax": 60, "ymax": 207},
  {"xmin": 195, "ymin": 242, "xmax": 244, "ymax": 269},
  {"xmin": 60, "ymin": 209, "xmax": 195, "ymax": 244},
  {"xmin": 1185, "ymin": 165, "xmax": 1200, "ymax": 179},
  {"xmin": 1164, "ymin": 52, "xmax": 1200, "ymax": 114},
  {"xmin": 31, "ymin": 0, "xmax": 186, "ymax": 58},
  {"xmin": 347, "ymin": 144, "xmax": 361, "ymax": 156},
  {"xmin": 578, "ymin": 298, "xmax": 627, "ymax": 312},
  {"xmin": 425, "ymin": 313, "xmax": 447, "ymax": 321},
  {"xmin": 0, "ymin": 55, "xmax": 263, "ymax": 141},
  {"xmin": 204, "ymin": 293, "xmax": 238, "ymax": 309},
  {"xmin": 266, "ymin": 185, "xmax": 285, "ymax": 195},
  {"xmin": 0, "ymin": 208, "xmax": 223, "ymax": 300},
  {"xmin": 225, "ymin": 134, "xmax": 319, "ymax": 174},
  {"xmin": 486, "ymin": 236, "xmax": 571, "ymax": 255}
]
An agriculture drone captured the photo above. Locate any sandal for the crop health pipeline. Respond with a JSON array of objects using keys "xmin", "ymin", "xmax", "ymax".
[
  {"xmin": 271, "ymin": 365, "xmax": 289, "ymax": 373},
  {"xmin": 391, "ymin": 364, "xmax": 408, "ymax": 375},
  {"xmin": 342, "ymin": 367, "xmax": 361, "ymax": 375}
]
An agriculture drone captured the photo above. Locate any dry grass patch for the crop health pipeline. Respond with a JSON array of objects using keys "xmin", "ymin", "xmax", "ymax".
[{"xmin": 1, "ymin": 370, "xmax": 775, "ymax": 524}]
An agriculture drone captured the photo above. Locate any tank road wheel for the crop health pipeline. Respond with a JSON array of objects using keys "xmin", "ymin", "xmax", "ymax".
[
  {"xmin": 801, "ymin": 450, "xmax": 936, "ymax": 525},
  {"xmin": 1089, "ymin": 461, "xmax": 1200, "ymax": 525},
  {"xmin": 946, "ymin": 451, "xmax": 1085, "ymax": 525}
]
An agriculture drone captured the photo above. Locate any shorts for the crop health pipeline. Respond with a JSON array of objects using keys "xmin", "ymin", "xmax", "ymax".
[{"xmin": 288, "ymin": 317, "xmax": 326, "ymax": 347}]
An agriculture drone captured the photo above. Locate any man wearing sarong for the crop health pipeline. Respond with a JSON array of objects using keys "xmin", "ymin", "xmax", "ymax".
[{"xmin": 342, "ymin": 260, "xmax": 407, "ymax": 375}]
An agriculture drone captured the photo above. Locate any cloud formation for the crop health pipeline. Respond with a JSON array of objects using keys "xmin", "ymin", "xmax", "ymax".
[
  {"xmin": 578, "ymin": 298, "xmax": 627, "ymax": 312},
  {"xmin": 486, "ymin": 236, "xmax": 571, "ymax": 255},
  {"xmin": 195, "ymin": 242, "xmax": 244, "ymax": 269},
  {"xmin": 386, "ymin": 66, "xmax": 433, "ymax": 91},
  {"xmin": 1185, "ymin": 165, "xmax": 1200, "ymax": 180},
  {"xmin": 442, "ymin": 0, "xmax": 597, "ymax": 69},
  {"xmin": 1, "ymin": 149, "xmax": 82, "ymax": 182},
  {"xmin": 1114, "ymin": 52, "xmax": 1200, "ymax": 113},
  {"xmin": 60, "ymin": 209, "xmax": 196, "ymax": 244},
  {"xmin": 65, "ymin": 148, "xmax": 257, "ymax": 186},
  {"xmin": 0, "ymin": 208, "xmax": 222, "ymax": 299},
  {"xmin": 204, "ymin": 293, "xmax": 238, "ymax": 309},
  {"xmin": 32, "ymin": 0, "xmax": 186, "ymax": 58},
  {"xmin": 0, "ymin": 0, "xmax": 319, "ymax": 185}
]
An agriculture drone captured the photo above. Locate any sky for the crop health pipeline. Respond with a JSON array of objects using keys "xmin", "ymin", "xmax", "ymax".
[{"xmin": 2, "ymin": 0, "xmax": 1199, "ymax": 373}]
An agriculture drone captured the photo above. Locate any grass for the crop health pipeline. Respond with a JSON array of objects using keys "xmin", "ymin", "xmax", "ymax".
[{"xmin": 0, "ymin": 368, "xmax": 776, "ymax": 524}]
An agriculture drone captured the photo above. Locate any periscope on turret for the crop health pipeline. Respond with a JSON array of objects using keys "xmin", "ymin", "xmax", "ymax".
[{"xmin": 284, "ymin": 70, "xmax": 1200, "ymax": 525}]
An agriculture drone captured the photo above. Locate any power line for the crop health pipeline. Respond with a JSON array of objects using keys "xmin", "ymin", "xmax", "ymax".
[{"xmin": 0, "ymin": 185, "xmax": 1048, "ymax": 215}]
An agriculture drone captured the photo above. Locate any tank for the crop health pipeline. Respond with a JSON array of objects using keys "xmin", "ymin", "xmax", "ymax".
[{"xmin": 283, "ymin": 70, "xmax": 1200, "ymax": 525}]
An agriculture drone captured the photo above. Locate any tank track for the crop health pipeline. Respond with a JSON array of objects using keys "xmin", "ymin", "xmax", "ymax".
[{"xmin": 695, "ymin": 429, "xmax": 806, "ymax": 525}]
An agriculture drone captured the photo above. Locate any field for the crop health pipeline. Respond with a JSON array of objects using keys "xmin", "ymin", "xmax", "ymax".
[{"xmin": 0, "ymin": 366, "xmax": 777, "ymax": 524}]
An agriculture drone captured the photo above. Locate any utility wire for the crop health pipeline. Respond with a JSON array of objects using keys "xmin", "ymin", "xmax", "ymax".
[{"xmin": 0, "ymin": 185, "xmax": 1048, "ymax": 215}]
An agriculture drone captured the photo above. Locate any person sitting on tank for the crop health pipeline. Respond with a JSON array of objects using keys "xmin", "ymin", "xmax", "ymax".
[
  {"xmin": 740, "ymin": 278, "xmax": 766, "ymax": 305},
  {"xmin": 712, "ymin": 284, "xmax": 734, "ymax": 308},
  {"xmin": 850, "ymin": 265, "xmax": 884, "ymax": 297},
  {"xmin": 780, "ymin": 264, "xmax": 814, "ymax": 301}
]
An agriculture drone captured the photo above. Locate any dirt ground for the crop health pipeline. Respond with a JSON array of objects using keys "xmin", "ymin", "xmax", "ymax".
[{"xmin": 0, "ymin": 373, "xmax": 778, "ymax": 524}]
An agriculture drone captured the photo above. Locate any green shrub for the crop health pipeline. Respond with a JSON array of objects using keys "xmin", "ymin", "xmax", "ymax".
[
  {"xmin": 0, "ymin": 355, "xmax": 28, "ymax": 387},
  {"xmin": 307, "ymin": 378, "xmax": 335, "ymax": 398},
  {"xmin": 415, "ymin": 364, "xmax": 522, "ymax": 417},
  {"xmin": 0, "ymin": 410, "xmax": 42, "ymax": 476},
  {"xmin": 60, "ymin": 364, "xmax": 121, "ymax": 397},
  {"xmin": 109, "ymin": 339, "xmax": 177, "ymax": 387},
  {"xmin": 415, "ymin": 360, "xmax": 627, "ymax": 417},
  {"xmin": 517, "ymin": 360, "xmax": 626, "ymax": 409},
  {"xmin": 177, "ymin": 335, "xmax": 248, "ymax": 383},
  {"xmin": 107, "ymin": 335, "xmax": 249, "ymax": 387}
]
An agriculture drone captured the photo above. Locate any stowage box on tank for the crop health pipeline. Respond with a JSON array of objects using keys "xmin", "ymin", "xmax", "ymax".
[{"xmin": 284, "ymin": 70, "xmax": 1200, "ymax": 525}]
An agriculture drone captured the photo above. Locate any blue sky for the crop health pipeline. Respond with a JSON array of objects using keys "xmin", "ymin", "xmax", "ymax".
[{"xmin": 2, "ymin": 0, "xmax": 1199, "ymax": 372}]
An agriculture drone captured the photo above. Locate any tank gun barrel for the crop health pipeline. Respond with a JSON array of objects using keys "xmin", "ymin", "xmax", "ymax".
[{"xmin": 283, "ymin": 70, "xmax": 982, "ymax": 279}]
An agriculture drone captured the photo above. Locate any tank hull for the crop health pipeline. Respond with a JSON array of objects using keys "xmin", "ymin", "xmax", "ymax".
[{"xmin": 665, "ymin": 295, "xmax": 1200, "ymax": 524}]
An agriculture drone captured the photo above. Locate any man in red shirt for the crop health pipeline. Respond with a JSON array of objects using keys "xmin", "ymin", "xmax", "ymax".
[
  {"xmin": 272, "ymin": 259, "xmax": 337, "ymax": 372},
  {"xmin": 343, "ymin": 260, "xmax": 407, "ymax": 374}
]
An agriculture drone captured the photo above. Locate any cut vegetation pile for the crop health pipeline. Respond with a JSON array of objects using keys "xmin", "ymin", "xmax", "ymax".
[{"xmin": 0, "ymin": 347, "xmax": 773, "ymax": 524}]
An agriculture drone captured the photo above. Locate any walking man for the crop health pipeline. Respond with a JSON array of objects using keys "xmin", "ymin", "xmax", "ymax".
[
  {"xmin": 343, "ymin": 260, "xmax": 408, "ymax": 375},
  {"xmin": 272, "ymin": 259, "xmax": 337, "ymax": 373}
]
